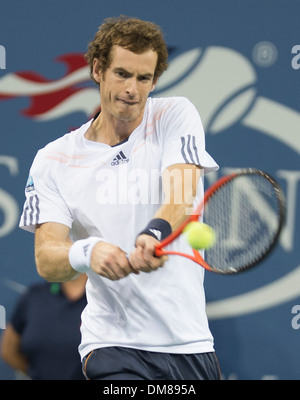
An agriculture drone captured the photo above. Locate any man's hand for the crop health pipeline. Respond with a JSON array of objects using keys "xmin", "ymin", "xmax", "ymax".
[
  {"xmin": 90, "ymin": 241, "xmax": 138, "ymax": 280},
  {"xmin": 128, "ymin": 234, "xmax": 168, "ymax": 273}
]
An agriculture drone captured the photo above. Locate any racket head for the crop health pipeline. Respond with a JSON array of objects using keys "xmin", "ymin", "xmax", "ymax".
[
  {"xmin": 156, "ymin": 168, "xmax": 286, "ymax": 275},
  {"xmin": 202, "ymin": 168, "xmax": 285, "ymax": 274}
]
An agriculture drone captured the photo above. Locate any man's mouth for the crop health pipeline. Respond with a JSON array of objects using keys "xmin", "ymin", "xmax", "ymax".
[{"xmin": 117, "ymin": 98, "xmax": 138, "ymax": 106}]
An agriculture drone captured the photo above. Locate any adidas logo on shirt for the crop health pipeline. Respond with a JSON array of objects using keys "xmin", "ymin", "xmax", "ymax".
[{"xmin": 111, "ymin": 151, "xmax": 129, "ymax": 166}]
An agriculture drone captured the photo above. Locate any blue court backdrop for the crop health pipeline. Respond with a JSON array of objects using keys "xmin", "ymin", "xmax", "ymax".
[{"xmin": 0, "ymin": 0, "xmax": 299, "ymax": 380}]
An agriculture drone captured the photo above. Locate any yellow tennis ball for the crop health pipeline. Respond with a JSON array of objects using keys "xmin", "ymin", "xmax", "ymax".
[{"xmin": 184, "ymin": 222, "xmax": 216, "ymax": 250}]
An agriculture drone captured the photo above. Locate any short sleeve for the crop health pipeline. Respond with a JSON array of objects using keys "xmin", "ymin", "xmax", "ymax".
[
  {"xmin": 19, "ymin": 149, "xmax": 73, "ymax": 233},
  {"xmin": 160, "ymin": 97, "xmax": 219, "ymax": 174}
]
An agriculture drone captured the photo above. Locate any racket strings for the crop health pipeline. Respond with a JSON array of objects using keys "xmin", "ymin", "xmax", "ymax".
[{"xmin": 203, "ymin": 173, "xmax": 282, "ymax": 273}]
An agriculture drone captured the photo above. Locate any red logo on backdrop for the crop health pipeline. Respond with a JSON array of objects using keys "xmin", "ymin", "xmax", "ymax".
[{"xmin": 0, "ymin": 53, "xmax": 99, "ymax": 121}]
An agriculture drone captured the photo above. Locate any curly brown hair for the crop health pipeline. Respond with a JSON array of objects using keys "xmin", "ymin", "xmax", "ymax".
[{"xmin": 85, "ymin": 15, "xmax": 169, "ymax": 84}]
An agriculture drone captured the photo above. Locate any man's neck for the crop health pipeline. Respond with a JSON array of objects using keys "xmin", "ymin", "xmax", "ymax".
[{"xmin": 85, "ymin": 109, "xmax": 144, "ymax": 146}]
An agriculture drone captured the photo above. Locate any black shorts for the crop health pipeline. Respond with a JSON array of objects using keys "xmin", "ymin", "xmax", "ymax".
[{"xmin": 82, "ymin": 346, "xmax": 221, "ymax": 380}]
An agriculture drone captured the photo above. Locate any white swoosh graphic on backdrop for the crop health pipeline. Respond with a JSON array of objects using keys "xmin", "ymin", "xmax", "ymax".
[
  {"xmin": 1, "ymin": 278, "xmax": 27, "ymax": 294},
  {"xmin": 206, "ymin": 265, "xmax": 300, "ymax": 319},
  {"xmin": 0, "ymin": 66, "xmax": 89, "ymax": 95},
  {"xmin": 35, "ymin": 88, "xmax": 99, "ymax": 121}
]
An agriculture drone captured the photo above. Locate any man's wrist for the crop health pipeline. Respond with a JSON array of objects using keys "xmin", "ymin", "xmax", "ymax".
[
  {"xmin": 68, "ymin": 237, "xmax": 107, "ymax": 273},
  {"xmin": 138, "ymin": 218, "xmax": 172, "ymax": 242}
]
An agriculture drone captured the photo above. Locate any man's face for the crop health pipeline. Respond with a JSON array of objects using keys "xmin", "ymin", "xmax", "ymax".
[{"xmin": 93, "ymin": 46, "xmax": 158, "ymax": 123}]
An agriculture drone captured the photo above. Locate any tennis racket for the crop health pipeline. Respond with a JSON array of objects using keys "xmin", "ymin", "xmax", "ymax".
[{"xmin": 155, "ymin": 168, "xmax": 286, "ymax": 274}]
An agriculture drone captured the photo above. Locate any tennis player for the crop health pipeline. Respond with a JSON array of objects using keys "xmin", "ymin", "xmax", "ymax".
[{"xmin": 19, "ymin": 16, "xmax": 221, "ymax": 380}]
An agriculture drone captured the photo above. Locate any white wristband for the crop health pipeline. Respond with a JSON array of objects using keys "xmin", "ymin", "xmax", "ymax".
[{"xmin": 68, "ymin": 237, "xmax": 107, "ymax": 273}]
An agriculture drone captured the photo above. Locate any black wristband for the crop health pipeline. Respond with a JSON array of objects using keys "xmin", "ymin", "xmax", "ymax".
[{"xmin": 138, "ymin": 218, "xmax": 172, "ymax": 242}]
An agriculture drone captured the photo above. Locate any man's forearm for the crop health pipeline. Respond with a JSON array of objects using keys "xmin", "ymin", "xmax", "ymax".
[
  {"xmin": 35, "ymin": 223, "xmax": 79, "ymax": 282},
  {"xmin": 154, "ymin": 202, "xmax": 189, "ymax": 232},
  {"xmin": 35, "ymin": 239, "xmax": 79, "ymax": 282},
  {"xmin": 155, "ymin": 164, "xmax": 202, "ymax": 232}
]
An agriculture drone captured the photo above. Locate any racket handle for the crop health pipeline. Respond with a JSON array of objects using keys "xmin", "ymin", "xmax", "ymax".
[{"xmin": 155, "ymin": 247, "xmax": 164, "ymax": 257}]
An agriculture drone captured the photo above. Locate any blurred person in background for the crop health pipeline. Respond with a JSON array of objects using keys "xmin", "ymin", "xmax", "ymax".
[{"xmin": 0, "ymin": 274, "xmax": 87, "ymax": 380}]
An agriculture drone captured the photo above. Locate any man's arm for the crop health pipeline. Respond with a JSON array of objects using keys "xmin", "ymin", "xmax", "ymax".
[
  {"xmin": 0, "ymin": 324, "xmax": 29, "ymax": 375},
  {"xmin": 156, "ymin": 163, "xmax": 201, "ymax": 229},
  {"xmin": 35, "ymin": 222, "xmax": 137, "ymax": 282},
  {"xmin": 129, "ymin": 163, "xmax": 201, "ymax": 271},
  {"xmin": 35, "ymin": 222, "xmax": 79, "ymax": 282}
]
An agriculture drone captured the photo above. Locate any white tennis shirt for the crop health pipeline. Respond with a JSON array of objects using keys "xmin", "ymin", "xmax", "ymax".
[{"xmin": 20, "ymin": 96, "xmax": 219, "ymax": 359}]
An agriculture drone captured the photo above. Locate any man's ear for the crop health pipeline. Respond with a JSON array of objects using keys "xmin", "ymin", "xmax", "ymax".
[
  {"xmin": 92, "ymin": 59, "xmax": 102, "ymax": 84},
  {"xmin": 150, "ymin": 77, "xmax": 158, "ymax": 92}
]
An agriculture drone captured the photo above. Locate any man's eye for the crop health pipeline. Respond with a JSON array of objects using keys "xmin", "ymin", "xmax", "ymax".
[
  {"xmin": 116, "ymin": 71, "xmax": 127, "ymax": 78},
  {"xmin": 139, "ymin": 76, "xmax": 151, "ymax": 82}
]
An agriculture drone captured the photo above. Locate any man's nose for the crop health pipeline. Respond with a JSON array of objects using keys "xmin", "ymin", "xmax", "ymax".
[{"xmin": 125, "ymin": 78, "xmax": 138, "ymax": 96}]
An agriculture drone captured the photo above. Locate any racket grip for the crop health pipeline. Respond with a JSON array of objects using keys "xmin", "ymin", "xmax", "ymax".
[{"xmin": 155, "ymin": 247, "xmax": 164, "ymax": 257}]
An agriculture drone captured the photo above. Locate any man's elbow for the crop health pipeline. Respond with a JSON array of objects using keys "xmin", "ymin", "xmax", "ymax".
[
  {"xmin": 35, "ymin": 251, "xmax": 55, "ymax": 282},
  {"xmin": 36, "ymin": 261, "xmax": 53, "ymax": 282}
]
